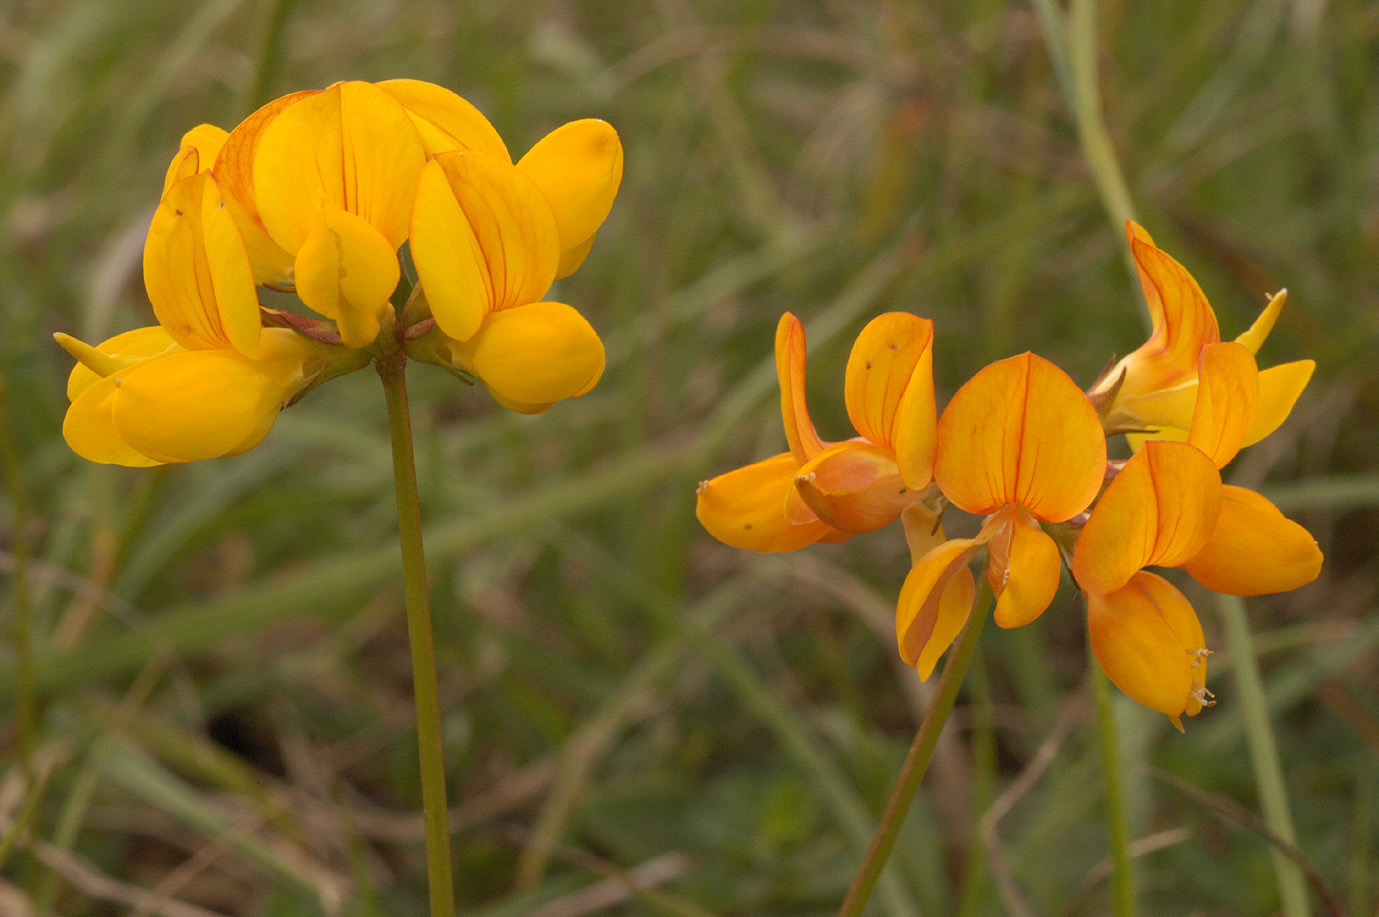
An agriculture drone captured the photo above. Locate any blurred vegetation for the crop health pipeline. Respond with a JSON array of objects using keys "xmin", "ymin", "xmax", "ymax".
[{"xmin": 1, "ymin": 0, "xmax": 1377, "ymax": 914}]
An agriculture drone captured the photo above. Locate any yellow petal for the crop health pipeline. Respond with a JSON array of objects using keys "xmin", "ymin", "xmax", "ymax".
[
  {"xmin": 60, "ymin": 327, "xmax": 178, "ymax": 401},
  {"xmin": 1183, "ymin": 485, "xmax": 1322, "ymax": 595},
  {"xmin": 212, "ymin": 90, "xmax": 315, "ymax": 284},
  {"xmin": 1187, "ymin": 342, "xmax": 1258, "ymax": 469},
  {"xmin": 775, "ymin": 312, "xmax": 825, "ymax": 464},
  {"xmin": 145, "ymin": 173, "xmax": 259, "ymax": 356},
  {"xmin": 1235, "ymin": 290, "xmax": 1287, "ymax": 355},
  {"xmin": 1072, "ymin": 442, "xmax": 1221, "ymax": 595},
  {"xmin": 161, "ymin": 123, "xmax": 228, "ymax": 193},
  {"xmin": 410, "ymin": 159, "xmax": 491, "ymax": 342},
  {"xmin": 111, "ymin": 343, "xmax": 306, "ymax": 463},
  {"xmin": 793, "ymin": 440, "xmax": 909, "ymax": 534},
  {"xmin": 63, "ymin": 371, "xmax": 163, "ymax": 467},
  {"xmin": 448, "ymin": 301, "xmax": 603, "ymax": 410},
  {"xmin": 1098, "ymin": 223, "xmax": 1221, "ymax": 406},
  {"xmin": 915, "ymin": 566, "xmax": 975, "ymax": 680},
  {"xmin": 991, "ymin": 512, "xmax": 1062, "ymax": 628},
  {"xmin": 294, "ymin": 205, "xmax": 399, "ymax": 348},
  {"xmin": 376, "ymin": 78, "xmax": 511, "ymax": 159},
  {"xmin": 843, "ymin": 312, "xmax": 936, "ymax": 489},
  {"xmin": 935, "ymin": 352, "xmax": 1106, "ymax": 521},
  {"xmin": 1243, "ymin": 360, "xmax": 1314, "ymax": 446},
  {"xmin": 253, "ymin": 81, "xmax": 424, "ymax": 254},
  {"xmin": 896, "ymin": 537, "xmax": 982, "ymax": 669},
  {"xmin": 517, "ymin": 119, "xmax": 623, "ymax": 280},
  {"xmin": 427, "ymin": 149, "xmax": 560, "ymax": 312},
  {"xmin": 554, "ymin": 233, "xmax": 597, "ymax": 279},
  {"xmin": 696, "ymin": 452, "xmax": 839, "ymax": 552},
  {"xmin": 1087, "ymin": 571, "xmax": 1205, "ymax": 720}
]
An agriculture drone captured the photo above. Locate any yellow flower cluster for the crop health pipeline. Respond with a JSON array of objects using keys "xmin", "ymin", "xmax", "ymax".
[
  {"xmin": 697, "ymin": 222, "xmax": 1322, "ymax": 726},
  {"xmin": 58, "ymin": 79, "xmax": 623, "ymax": 465}
]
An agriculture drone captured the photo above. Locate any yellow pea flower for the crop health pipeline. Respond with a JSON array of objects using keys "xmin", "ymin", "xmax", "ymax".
[
  {"xmin": 696, "ymin": 311, "xmax": 939, "ymax": 553},
  {"xmin": 1073, "ymin": 339, "xmax": 1322, "ymax": 725},
  {"xmin": 213, "ymin": 81, "xmax": 428, "ymax": 348},
  {"xmin": 897, "ymin": 352, "xmax": 1107, "ymax": 677},
  {"xmin": 1089, "ymin": 221, "xmax": 1314, "ymax": 448},
  {"xmin": 57, "ymin": 171, "xmax": 330, "ymax": 466},
  {"xmin": 406, "ymin": 117, "xmax": 623, "ymax": 412}
]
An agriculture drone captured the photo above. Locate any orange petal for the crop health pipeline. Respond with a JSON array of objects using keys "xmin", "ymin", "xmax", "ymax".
[
  {"xmin": 1183, "ymin": 485, "xmax": 1322, "ymax": 595},
  {"xmin": 375, "ymin": 78, "xmax": 511, "ymax": 159},
  {"xmin": 1087, "ymin": 571, "xmax": 1206, "ymax": 721},
  {"xmin": 424, "ymin": 149, "xmax": 560, "ymax": 312},
  {"xmin": 1072, "ymin": 442, "xmax": 1221, "ymax": 595},
  {"xmin": 896, "ymin": 537, "xmax": 982, "ymax": 669},
  {"xmin": 1187, "ymin": 342, "xmax": 1258, "ymax": 469},
  {"xmin": 793, "ymin": 440, "xmax": 909, "ymax": 534},
  {"xmin": 935, "ymin": 352, "xmax": 1106, "ymax": 521},
  {"xmin": 516, "ymin": 119, "xmax": 623, "ymax": 279},
  {"xmin": 775, "ymin": 313, "xmax": 825, "ymax": 463},
  {"xmin": 990, "ymin": 512, "xmax": 1062, "ymax": 629},
  {"xmin": 1105, "ymin": 223, "xmax": 1221, "ymax": 404},
  {"xmin": 696, "ymin": 452, "xmax": 840, "ymax": 552},
  {"xmin": 1243, "ymin": 360, "xmax": 1314, "ymax": 446},
  {"xmin": 915, "ymin": 566, "xmax": 975, "ymax": 680},
  {"xmin": 843, "ymin": 312, "xmax": 935, "ymax": 489}
]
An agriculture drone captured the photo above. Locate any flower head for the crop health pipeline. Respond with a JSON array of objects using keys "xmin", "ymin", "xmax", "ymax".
[{"xmin": 696, "ymin": 311, "xmax": 937, "ymax": 552}]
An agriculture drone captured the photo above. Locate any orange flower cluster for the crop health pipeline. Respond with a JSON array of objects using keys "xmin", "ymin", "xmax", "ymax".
[{"xmin": 697, "ymin": 222, "xmax": 1321, "ymax": 727}]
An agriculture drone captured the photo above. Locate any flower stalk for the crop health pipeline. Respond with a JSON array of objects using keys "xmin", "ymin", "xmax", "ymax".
[
  {"xmin": 1092, "ymin": 663, "xmax": 1136, "ymax": 917},
  {"xmin": 378, "ymin": 352, "xmax": 456, "ymax": 917},
  {"xmin": 838, "ymin": 583, "xmax": 993, "ymax": 917}
]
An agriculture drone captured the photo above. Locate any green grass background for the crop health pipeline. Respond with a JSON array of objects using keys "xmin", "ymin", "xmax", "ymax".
[{"xmin": 1, "ymin": 0, "xmax": 1377, "ymax": 914}]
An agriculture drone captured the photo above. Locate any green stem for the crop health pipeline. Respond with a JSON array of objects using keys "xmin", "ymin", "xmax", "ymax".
[
  {"xmin": 377, "ymin": 355, "xmax": 456, "ymax": 917},
  {"xmin": 838, "ymin": 583, "xmax": 993, "ymax": 917},
  {"xmin": 1091, "ymin": 665, "xmax": 1135, "ymax": 917},
  {"xmin": 1220, "ymin": 595, "xmax": 1311, "ymax": 917}
]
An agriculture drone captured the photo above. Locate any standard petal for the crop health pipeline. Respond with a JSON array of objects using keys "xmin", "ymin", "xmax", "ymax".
[
  {"xmin": 1183, "ymin": 485, "xmax": 1322, "ymax": 595},
  {"xmin": 145, "ymin": 174, "xmax": 229, "ymax": 351},
  {"xmin": 896, "ymin": 537, "xmax": 983, "ymax": 668},
  {"xmin": 1243, "ymin": 360, "xmax": 1314, "ymax": 446},
  {"xmin": 1187, "ymin": 342, "xmax": 1258, "ymax": 469},
  {"xmin": 843, "ymin": 313, "xmax": 936, "ymax": 489},
  {"xmin": 990, "ymin": 513, "xmax": 1062, "ymax": 629},
  {"xmin": 376, "ymin": 78, "xmax": 511, "ymax": 159},
  {"xmin": 253, "ymin": 81, "xmax": 425, "ymax": 254},
  {"xmin": 1101, "ymin": 223, "xmax": 1221, "ymax": 405},
  {"xmin": 429, "ymin": 150, "xmax": 560, "ymax": 312},
  {"xmin": 775, "ymin": 312, "xmax": 825, "ymax": 463},
  {"xmin": 1087, "ymin": 571, "xmax": 1204, "ymax": 721},
  {"xmin": 448, "ymin": 301, "xmax": 603, "ymax": 411},
  {"xmin": 1072, "ymin": 442, "xmax": 1221, "ymax": 595},
  {"xmin": 111, "ymin": 345, "xmax": 305, "ymax": 463},
  {"xmin": 63, "ymin": 372, "xmax": 163, "ymax": 467},
  {"xmin": 294, "ymin": 205, "xmax": 400, "ymax": 348},
  {"xmin": 212, "ymin": 90, "xmax": 315, "ymax": 283},
  {"xmin": 934, "ymin": 352, "xmax": 1105, "ymax": 521},
  {"xmin": 516, "ymin": 119, "xmax": 623, "ymax": 279},
  {"xmin": 915, "ymin": 566, "xmax": 975, "ymax": 680},
  {"xmin": 793, "ymin": 440, "xmax": 909, "ymax": 534},
  {"xmin": 696, "ymin": 452, "xmax": 839, "ymax": 552}
]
